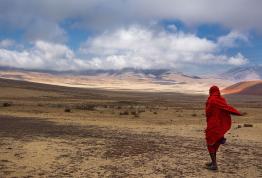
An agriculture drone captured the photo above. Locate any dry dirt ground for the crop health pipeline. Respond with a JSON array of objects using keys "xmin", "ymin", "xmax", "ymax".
[{"xmin": 0, "ymin": 78, "xmax": 261, "ymax": 178}]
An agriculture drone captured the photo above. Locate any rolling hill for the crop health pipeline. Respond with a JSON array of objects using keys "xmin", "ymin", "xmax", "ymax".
[{"xmin": 222, "ymin": 80, "xmax": 262, "ymax": 95}]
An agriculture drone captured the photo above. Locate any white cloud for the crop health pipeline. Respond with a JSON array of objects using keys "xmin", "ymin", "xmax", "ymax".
[
  {"xmin": 228, "ymin": 53, "xmax": 248, "ymax": 65},
  {"xmin": 0, "ymin": 41, "xmax": 77, "ymax": 70},
  {"xmin": 218, "ymin": 31, "xmax": 248, "ymax": 48},
  {"xmin": 167, "ymin": 25, "xmax": 177, "ymax": 32},
  {"xmin": 80, "ymin": 26, "xmax": 248, "ymax": 69},
  {"xmin": 0, "ymin": 39, "xmax": 15, "ymax": 48},
  {"xmin": 0, "ymin": 26, "xmax": 249, "ymax": 71}
]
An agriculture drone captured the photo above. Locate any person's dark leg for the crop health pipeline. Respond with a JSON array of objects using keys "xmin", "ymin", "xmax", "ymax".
[
  {"xmin": 207, "ymin": 145, "xmax": 215, "ymax": 164},
  {"xmin": 207, "ymin": 143, "xmax": 219, "ymax": 170},
  {"xmin": 209, "ymin": 152, "xmax": 217, "ymax": 167},
  {"xmin": 220, "ymin": 137, "xmax": 226, "ymax": 144}
]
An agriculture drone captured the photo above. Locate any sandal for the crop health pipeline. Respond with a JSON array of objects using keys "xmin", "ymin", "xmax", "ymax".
[{"xmin": 206, "ymin": 164, "xmax": 218, "ymax": 171}]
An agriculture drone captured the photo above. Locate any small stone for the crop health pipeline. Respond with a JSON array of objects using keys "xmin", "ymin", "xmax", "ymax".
[
  {"xmin": 237, "ymin": 125, "xmax": 242, "ymax": 128},
  {"xmin": 243, "ymin": 124, "xmax": 253, "ymax": 127}
]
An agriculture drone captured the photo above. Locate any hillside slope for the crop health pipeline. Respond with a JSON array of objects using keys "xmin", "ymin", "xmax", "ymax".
[{"xmin": 222, "ymin": 80, "xmax": 262, "ymax": 95}]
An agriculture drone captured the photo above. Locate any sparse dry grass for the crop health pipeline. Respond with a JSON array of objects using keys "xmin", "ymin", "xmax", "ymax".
[{"xmin": 0, "ymin": 78, "xmax": 261, "ymax": 177}]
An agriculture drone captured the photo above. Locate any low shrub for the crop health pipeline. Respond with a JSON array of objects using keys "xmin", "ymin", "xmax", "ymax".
[
  {"xmin": 117, "ymin": 106, "xmax": 122, "ymax": 109},
  {"xmin": 64, "ymin": 108, "xmax": 71, "ymax": 112},
  {"xmin": 130, "ymin": 111, "xmax": 137, "ymax": 115},
  {"xmin": 120, "ymin": 111, "xmax": 129, "ymax": 115},
  {"xmin": 76, "ymin": 104, "xmax": 96, "ymax": 111},
  {"xmin": 2, "ymin": 102, "xmax": 12, "ymax": 107},
  {"xmin": 134, "ymin": 113, "xmax": 139, "ymax": 118}
]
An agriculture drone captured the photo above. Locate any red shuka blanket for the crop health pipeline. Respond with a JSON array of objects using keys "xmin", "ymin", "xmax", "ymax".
[{"xmin": 205, "ymin": 86, "xmax": 241, "ymax": 145}]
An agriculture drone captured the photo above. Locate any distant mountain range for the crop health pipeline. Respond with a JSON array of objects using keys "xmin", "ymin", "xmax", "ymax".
[
  {"xmin": 219, "ymin": 65, "xmax": 262, "ymax": 81},
  {"xmin": 0, "ymin": 66, "xmax": 232, "ymax": 94},
  {"xmin": 0, "ymin": 65, "xmax": 261, "ymax": 94},
  {"xmin": 0, "ymin": 66, "xmax": 200, "ymax": 79},
  {"xmin": 1, "ymin": 65, "xmax": 261, "ymax": 80}
]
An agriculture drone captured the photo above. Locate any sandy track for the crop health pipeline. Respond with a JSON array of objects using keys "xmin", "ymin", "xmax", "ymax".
[{"xmin": 0, "ymin": 116, "xmax": 261, "ymax": 178}]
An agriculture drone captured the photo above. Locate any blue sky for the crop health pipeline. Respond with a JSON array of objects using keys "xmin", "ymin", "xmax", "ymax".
[{"xmin": 0, "ymin": 0, "xmax": 261, "ymax": 73}]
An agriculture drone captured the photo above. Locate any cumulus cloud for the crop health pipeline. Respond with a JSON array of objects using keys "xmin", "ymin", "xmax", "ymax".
[
  {"xmin": 79, "ymin": 26, "xmax": 248, "ymax": 69},
  {"xmin": 79, "ymin": 26, "xmax": 217, "ymax": 69},
  {"xmin": 0, "ymin": 41, "xmax": 78, "ymax": 70},
  {"xmin": 0, "ymin": 26, "xmax": 249, "ymax": 71}
]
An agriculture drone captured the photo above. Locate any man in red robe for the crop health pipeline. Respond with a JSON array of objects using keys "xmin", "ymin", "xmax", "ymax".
[{"xmin": 205, "ymin": 86, "xmax": 241, "ymax": 170}]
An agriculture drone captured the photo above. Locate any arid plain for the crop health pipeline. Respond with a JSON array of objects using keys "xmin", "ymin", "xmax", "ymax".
[{"xmin": 0, "ymin": 78, "xmax": 261, "ymax": 177}]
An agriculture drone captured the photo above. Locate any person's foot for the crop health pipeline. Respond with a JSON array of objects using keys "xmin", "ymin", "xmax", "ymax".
[
  {"xmin": 206, "ymin": 164, "xmax": 218, "ymax": 171},
  {"xmin": 205, "ymin": 162, "xmax": 212, "ymax": 167}
]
